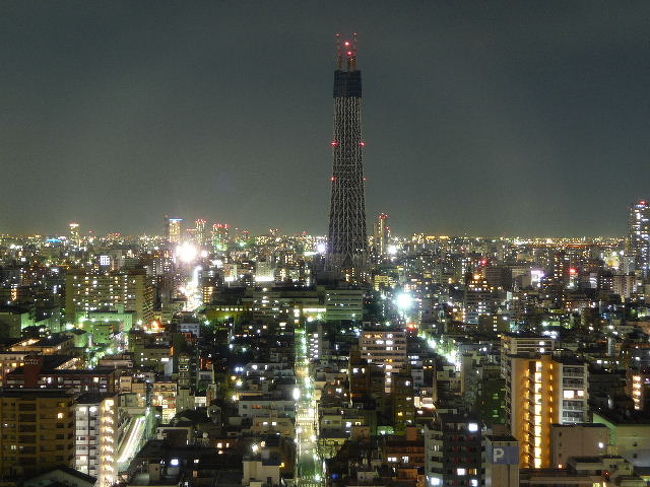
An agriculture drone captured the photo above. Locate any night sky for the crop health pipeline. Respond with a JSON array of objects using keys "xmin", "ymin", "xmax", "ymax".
[{"xmin": 2, "ymin": 2, "xmax": 649, "ymax": 237}]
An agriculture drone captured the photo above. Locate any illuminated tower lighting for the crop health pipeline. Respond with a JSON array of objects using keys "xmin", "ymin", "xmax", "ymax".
[{"xmin": 326, "ymin": 33, "xmax": 368, "ymax": 280}]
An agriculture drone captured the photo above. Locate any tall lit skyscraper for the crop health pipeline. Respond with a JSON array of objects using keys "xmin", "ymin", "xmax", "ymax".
[
  {"xmin": 195, "ymin": 218, "xmax": 207, "ymax": 248},
  {"xmin": 629, "ymin": 200, "xmax": 650, "ymax": 279},
  {"xmin": 326, "ymin": 33, "xmax": 367, "ymax": 280},
  {"xmin": 373, "ymin": 213, "xmax": 390, "ymax": 257},
  {"xmin": 69, "ymin": 222, "xmax": 80, "ymax": 246},
  {"xmin": 165, "ymin": 216, "xmax": 183, "ymax": 245}
]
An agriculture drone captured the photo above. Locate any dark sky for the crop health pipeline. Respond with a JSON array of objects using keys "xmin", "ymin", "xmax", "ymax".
[{"xmin": 2, "ymin": 2, "xmax": 649, "ymax": 237}]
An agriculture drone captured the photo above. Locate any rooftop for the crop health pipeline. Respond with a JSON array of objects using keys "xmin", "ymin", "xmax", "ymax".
[
  {"xmin": 594, "ymin": 408, "xmax": 650, "ymax": 425},
  {"xmin": 0, "ymin": 388, "xmax": 74, "ymax": 398}
]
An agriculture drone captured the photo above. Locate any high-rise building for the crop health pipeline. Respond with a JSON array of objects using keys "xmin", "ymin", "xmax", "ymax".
[
  {"xmin": 194, "ymin": 218, "xmax": 207, "ymax": 249},
  {"xmin": 424, "ymin": 414, "xmax": 483, "ymax": 487},
  {"xmin": 506, "ymin": 353, "xmax": 588, "ymax": 468},
  {"xmin": 69, "ymin": 222, "xmax": 80, "ymax": 247},
  {"xmin": 0, "ymin": 389, "xmax": 76, "ymax": 479},
  {"xmin": 65, "ymin": 268, "xmax": 154, "ymax": 324},
  {"xmin": 463, "ymin": 276, "xmax": 495, "ymax": 324},
  {"xmin": 75, "ymin": 393, "xmax": 118, "ymax": 487},
  {"xmin": 326, "ymin": 33, "xmax": 367, "ymax": 280},
  {"xmin": 165, "ymin": 216, "xmax": 183, "ymax": 245},
  {"xmin": 373, "ymin": 213, "xmax": 390, "ymax": 257},
  {"xmin": 359, "ymin": 329, "xmax": 407, "ymax": 393},
  {"xmin": 358, "ymin": 330, "xmax": 407, "ymax": 371},
  {"xmin": 629, "ymin": 200, "xmax": 650, "ymax": 279}
]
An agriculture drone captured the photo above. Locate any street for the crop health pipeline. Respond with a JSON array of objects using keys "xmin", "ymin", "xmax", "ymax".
[{"xmin": 294, "ymin": 328, "xmax": 323, "ymax": 486}]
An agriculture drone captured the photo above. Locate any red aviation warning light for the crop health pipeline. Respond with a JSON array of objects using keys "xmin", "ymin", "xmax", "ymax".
[
  {"xmin": 359, "ymin": 141, "xmax": 366, "ymax": 147},
  {"xmin": 331, "ymin": 140, "xmax": 339, "ymax": 147},
  {"xmin": 336, "ymin": 32, "xmax": 358, "ymax": 71},
  {"xmin": 569, "ymin": 267, "xmax": 578, "ymax": 275}
]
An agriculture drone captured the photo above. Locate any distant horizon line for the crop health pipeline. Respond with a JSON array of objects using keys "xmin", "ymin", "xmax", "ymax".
[{"xmin": 0, "ymin": 229, "xmax": 627, "ymax": 241}]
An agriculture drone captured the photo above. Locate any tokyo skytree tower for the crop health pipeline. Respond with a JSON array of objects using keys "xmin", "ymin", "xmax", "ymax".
[{"xmin": 326, "ymin": 33, "xmax": 368, "ymax": 280}]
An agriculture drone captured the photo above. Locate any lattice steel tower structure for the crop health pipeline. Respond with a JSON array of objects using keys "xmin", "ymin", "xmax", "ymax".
[{"xmin": 326, "ymin": 33, "xmax": 368, "ymax": 279}]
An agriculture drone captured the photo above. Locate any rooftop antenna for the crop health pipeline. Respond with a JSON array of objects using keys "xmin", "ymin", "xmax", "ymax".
[
  {"xmin": 336, "ymin": 32, "xmax": 358, "ymax": 71},
  {"xmin": 336, "ymin": 33, "xmax": 343, "ymax": 70}
]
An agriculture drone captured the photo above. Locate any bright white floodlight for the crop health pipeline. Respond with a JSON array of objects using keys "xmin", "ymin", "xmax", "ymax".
[
  {"xmin": 176, "ymin": 242, "xmax": 198, "ymax": 263},
  {"xmin": 395, "ymin": 292, "xmax": 413, "ymax": 311}
]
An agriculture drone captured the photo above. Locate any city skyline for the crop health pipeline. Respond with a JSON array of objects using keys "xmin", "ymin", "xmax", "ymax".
[
  {"xmin": 2, "ymin": 2, "xmax": 650, "ymax": 236},
  {"xmin": 4, "ymin": 5, "xmax": 650, "ymax": 486}
]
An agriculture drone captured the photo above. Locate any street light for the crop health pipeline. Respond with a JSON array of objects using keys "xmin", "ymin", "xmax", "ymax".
[{"xmin": 395, "ymin": 292, "xmax": 413, "ymax": 312}]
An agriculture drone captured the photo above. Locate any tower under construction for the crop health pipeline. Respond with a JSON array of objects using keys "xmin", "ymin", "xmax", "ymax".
[{"xmin": 326, "ymin": 33, "xmax": 368, "ymax": 280}]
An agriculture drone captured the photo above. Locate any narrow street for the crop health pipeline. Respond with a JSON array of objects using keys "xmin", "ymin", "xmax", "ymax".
[{"xmin": 294, "ymin": 327, "xmax": 323, "ymax": 487}]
